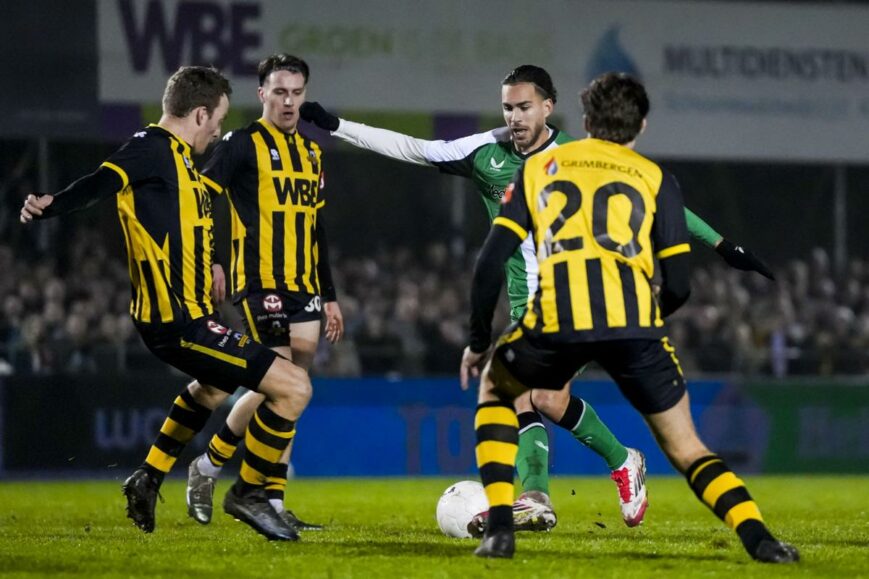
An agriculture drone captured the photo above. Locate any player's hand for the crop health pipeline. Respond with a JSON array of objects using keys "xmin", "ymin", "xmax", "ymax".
[
  {"xmin": 324, "ymin": 301, "xmax": 344, "ymax": 344},
  {"xmin": 211, "ymin": 264, "xmax": 226, "ymax": 304},
  {"xmin": 460, "ymin": 346, "xmax": 489, "ymax": 391},
  {"xmin": 299, "ymin": 102, "xmax": 340, "ymax": 132},
  {"xmin": 20, "ymin": 194, "xmax": 53, "ymax": 223},
  {"xmin": 715, "ymin": 239, "xmax": 776, "ymax": 280}
]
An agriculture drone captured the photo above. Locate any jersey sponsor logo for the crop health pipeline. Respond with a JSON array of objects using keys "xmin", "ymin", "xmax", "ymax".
[
  {"xmin": 222, "ymin": 131, "xmax": 233, "ymax": 141},
  {"xmin": 545, "ymin": 157, "xmax": 558, "ymax": 176},
  {"xmin": 272, "ymin": 176, "xmax": 319, "ymax": 207},
  {"xmin": 263, "ymin": 293, "xmax": 283, "ymax": 313},
  {"xmin": 183, "ymin": 155, "xmax": 192, "ymax": 169},
  {"xmin": 305, "ymin": 296, "xmax": 322, "ymax": 313},
  {"xmin": 207, "ymin": 320, "xmax": 231, "ymax": 335},
  {"xmin": 489, "ymin": 157, "xmax": 505, "ymax": 171},
  {"xmin": 485, "ymin": 183, "xmax": 506, "ymax": 200},
  {"xmin": 560, "ymin": 158, "xmax": 642, "ymax": 178},
  {"xmin": 133, "ymin": 131, "xmax": 146, "ymax": 138}
]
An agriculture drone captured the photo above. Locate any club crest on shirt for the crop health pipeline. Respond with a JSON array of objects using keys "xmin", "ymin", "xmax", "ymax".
[
  {"xmin": 545, "ymin": 157, "xmax": 558, "ymax": 176},
  {"xmin": 270, "ymin": 149, "xmax": 280, "ymax": 161},
  {"xmin": 263, "ymin": 294, "xmax": 283, "ymax": 312}
]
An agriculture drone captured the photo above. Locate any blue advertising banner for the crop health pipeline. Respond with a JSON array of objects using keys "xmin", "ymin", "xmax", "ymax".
[
  {"xmin": 0, "ymin": 374, "xmax": 728, "ymax": 477},
  {"xmin": 2, "ymin": 374, "xmax": 867, "ymax": 477},
  {"xmin": 289, "ymin": 378, "xmax": 726, "ymax": 477}
]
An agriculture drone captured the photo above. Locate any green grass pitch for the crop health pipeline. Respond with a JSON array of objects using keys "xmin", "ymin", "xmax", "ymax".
[{"xmin": 0, "ymin": 476, "xmax": 866, "ymax": 578}]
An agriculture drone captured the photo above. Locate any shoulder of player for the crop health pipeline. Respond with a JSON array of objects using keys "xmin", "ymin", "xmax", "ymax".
[
  {"xmin": 296, "ymin": 127, "xmax": 324, "ymax": 157},
  {"xmin": 620, "ymin": 146, "xmax": 665, "ymax": 185},
  {"xmin": 552, "ymin": 127, "xmax": 575, "ymax": 145},
  {"xmin": 219, "ymin": 123, "xmax": 259, "ymax": 146},
  {"xmin": 113, "ymin": 126, "xmax": 172, "ymax": 161}
]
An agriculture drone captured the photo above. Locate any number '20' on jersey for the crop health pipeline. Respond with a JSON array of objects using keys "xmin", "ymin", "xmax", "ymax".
[{"xmin": 495, "ymin": 138, "xmax": 691, "ymax": 342}]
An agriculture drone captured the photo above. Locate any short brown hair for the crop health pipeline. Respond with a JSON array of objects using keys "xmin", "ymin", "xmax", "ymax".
[
  {"xmin": 580, "ymin": 73, "xmax": 649, "ymax": 144},
  {"xmin": 258, "ymin": 54, "xmax": 309, "ymax": 86},
  {"xmin": 162, "ymin": 66, "xmax": 232, "ymax": 118}
]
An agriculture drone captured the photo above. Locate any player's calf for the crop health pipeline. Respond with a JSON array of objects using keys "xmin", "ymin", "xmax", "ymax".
[{"xmin": 685, "ymin": 455, "xmax": 799, "ymax": 563}]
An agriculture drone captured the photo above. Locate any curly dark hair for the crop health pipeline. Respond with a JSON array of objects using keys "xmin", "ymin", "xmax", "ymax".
[{"xmin": 580, "ymin": 72, "xmax": 649, "ymax": 144}]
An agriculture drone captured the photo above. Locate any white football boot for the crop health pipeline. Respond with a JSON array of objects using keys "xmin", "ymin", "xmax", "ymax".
[
  {"xmin": 610, "ymin": 447, "xmax": 648, "ymax": 527},
  {"xmin": 512, "ymin": 490, "xmax": 557, "ymax": 532}
]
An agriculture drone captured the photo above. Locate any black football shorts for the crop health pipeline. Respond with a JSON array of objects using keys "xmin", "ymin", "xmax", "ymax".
[
  {"xmin": 492, "ymin": 326, "xmax": 687, "ymax": 414},
  {"xmin": 235, "ymin": 290, "xmax": 323, "ymax": 348},
  {"xmin": 136, "ymin": 314, "xmax": 278, "ymax": 393}
]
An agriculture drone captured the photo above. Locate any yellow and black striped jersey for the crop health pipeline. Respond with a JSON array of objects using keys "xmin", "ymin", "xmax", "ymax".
[
  {"xmin": 201, "ymin": 119, "xmax": 325, "ymax": 300},
  {"xmin": 98, "ymin": 125, "xmax": 215, "ymax": 325},
  {"xmin": 495, "ymin": 138, "xmax": 690, "ymax": 342}
]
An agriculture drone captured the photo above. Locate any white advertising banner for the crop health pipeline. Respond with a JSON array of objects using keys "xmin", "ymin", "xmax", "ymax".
[{"xmin": 99, "ymin": 0, "xmax": 869, "ymax": 161}]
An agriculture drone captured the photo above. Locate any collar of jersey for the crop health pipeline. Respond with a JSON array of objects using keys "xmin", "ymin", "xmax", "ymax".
[
  {"xmin": 513, "ymin": 124, "xmax": 560, "ymax": 159},
  {"xmin": 257, "ymin": 118, "xmax": 297, "ymax": 141},
  {"xmin": 148, "ymin": 123, "xmax": 192, "ymax": 153}
]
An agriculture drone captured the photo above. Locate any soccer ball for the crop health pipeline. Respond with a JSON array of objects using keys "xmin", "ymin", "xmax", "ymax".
[{"xmin": 436, "ymin": 480, "xmax": 489, "ymax": 538}]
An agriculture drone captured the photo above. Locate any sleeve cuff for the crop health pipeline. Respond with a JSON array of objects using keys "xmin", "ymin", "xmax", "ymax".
[
  {"xmin": 492, "ymin": 216, "xmax": 527, "ymax": 240},
  {"xmin": 655, "ymin": 243, "xmax": 691, "ymax": 259}
]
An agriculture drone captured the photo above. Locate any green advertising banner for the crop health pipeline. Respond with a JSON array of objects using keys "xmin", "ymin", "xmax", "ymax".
[{"xmin": 744, "ymin": 379, "xmax": 869, "ymax": 473}]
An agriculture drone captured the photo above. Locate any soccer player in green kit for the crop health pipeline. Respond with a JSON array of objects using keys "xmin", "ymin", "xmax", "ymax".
[{"xmin": 301, "ymin": 65, "xmax": 774, "ymax": 532}]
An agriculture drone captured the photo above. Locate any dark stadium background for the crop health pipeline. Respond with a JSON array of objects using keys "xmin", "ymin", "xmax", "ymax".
[{"xmin": 1, "ymin": 0, "xmax": 868, "ymax": 479}]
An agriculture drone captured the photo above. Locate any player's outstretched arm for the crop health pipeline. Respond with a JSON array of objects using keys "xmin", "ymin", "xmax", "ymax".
[
  {"xmin": 19, "ymin": 166, "xmax": 124, "ymax": 223},
  {"xmin": 684, "ymin": 207, "xmax": 722, "ymax": 248},
  {"xmin": 301, "ymin": 101, "xmax": 504, "ymax": 172},
  {"xmin": 714, "ymin": 239, "xmax": 776, "ymax": 280},
  {"xmin": 684, "ymin": 208, "xmax": 775, "ymax": 280}
]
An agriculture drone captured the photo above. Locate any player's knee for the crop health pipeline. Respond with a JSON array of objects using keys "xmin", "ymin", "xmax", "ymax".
[
  {"xmin": 187, "ymin": 380, "xmax": 229, "ymax": 410},
  {"xmin": 264, "ymin": 358, "xmax": 313, "ymax": 408},
  {"xmin": 529, "ymin": 387, "xmax": 569, "ymax": 418}
]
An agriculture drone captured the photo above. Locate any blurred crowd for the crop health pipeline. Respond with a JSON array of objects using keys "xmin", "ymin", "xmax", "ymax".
[
  {"xmin": 669, "ymin": 247, "xmax": 869, "ymax": 377},
  {"xmin": 2, "ymin": 224, "xmax": 869, "ymax": 378}
]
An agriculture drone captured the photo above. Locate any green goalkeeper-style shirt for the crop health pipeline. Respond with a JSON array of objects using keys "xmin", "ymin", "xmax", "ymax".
[{"xmin": 332, "ymin": 122, "xmax": 721, "ymax": 321}]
